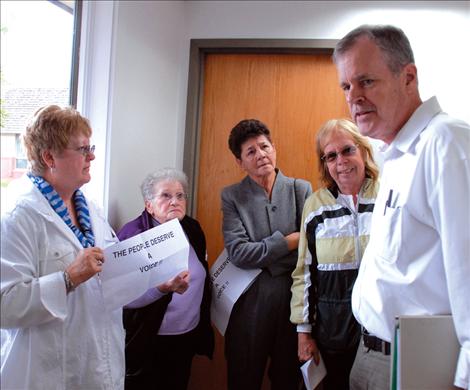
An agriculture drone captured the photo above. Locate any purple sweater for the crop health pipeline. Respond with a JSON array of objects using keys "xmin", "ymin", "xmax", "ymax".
[
  {"xmin": 126, "ymin": 232, "xmax": 206, "ymax": 334},
  {"xmin": 122, "ymin": 215, "xmax": 206, "ymax": 335},
  {"xmin": 118, "ymin": 210, "xmax": 214, "ymax": 361}
]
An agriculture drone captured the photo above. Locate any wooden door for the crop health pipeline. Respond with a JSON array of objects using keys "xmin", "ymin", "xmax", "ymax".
[{"xmin": 189, "ymin": 53, "xmax": 349, "ymax": 390}]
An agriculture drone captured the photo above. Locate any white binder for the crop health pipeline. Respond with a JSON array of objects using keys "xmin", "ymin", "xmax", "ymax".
[{"xmin": 391, "ymin": 315, "xmax": 459, "ymax": 390}]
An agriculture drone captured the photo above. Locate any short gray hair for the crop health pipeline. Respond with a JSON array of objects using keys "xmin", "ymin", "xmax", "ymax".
[
  {"xmin": 333, "ymin": 24, "xmax": 415, "ymax": 75},
  {"xmin": 140, "ymin": 168, "xmax": 189, "ymax": 202}
]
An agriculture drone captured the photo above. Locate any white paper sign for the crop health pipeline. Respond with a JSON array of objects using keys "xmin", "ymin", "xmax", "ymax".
[
  {"xmin": 210, "ymin": 248, "xmax": 261, "ymax": 335},
  {"xmin": 301, "ymin": 354, "xmax": 327, "ymax": 390},
  {"xmin": 101, "ymin": 218, "xmax": 189, "ymax": 310}
]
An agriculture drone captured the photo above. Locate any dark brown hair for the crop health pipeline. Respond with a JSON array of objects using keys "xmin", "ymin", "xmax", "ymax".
[{"xmin": 228, "ymin": 119, "xmax": 272, "ymax": 159}]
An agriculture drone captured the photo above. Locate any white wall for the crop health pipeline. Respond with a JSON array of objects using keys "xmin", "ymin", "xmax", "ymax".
[
  {"xmin": 82, "ymin": 0, "xmax": 470, "ymax": 230},
  {"xmin": 96, "ymin": 1, "xmax": 188, "ymax": 228},
  {"xmin": 184, "ymin": 0, "xmax": 469, "ymax": 120}
]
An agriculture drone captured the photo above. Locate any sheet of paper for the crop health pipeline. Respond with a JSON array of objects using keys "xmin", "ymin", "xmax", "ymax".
[
  {"xmin": 209, "ymin": 248, "xmax": 261, "ymax": 335},
  {"xmin": 100, "ymin": 218, "xmax": 189, "ymax": 310},
  {"xmin": 301, "ymin": 354, "xmax": 327, "ymax": 390}
]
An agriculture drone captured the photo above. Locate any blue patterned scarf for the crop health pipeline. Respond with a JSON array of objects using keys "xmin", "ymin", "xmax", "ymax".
[{"xmin": 28, "ymin": 173, "xmax": 95, "ymax": 248}]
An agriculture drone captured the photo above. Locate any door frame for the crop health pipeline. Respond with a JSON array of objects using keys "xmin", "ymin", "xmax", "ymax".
[{"xmin": 183, "ymin": 38, "xmax": 339, "ymax": 215}]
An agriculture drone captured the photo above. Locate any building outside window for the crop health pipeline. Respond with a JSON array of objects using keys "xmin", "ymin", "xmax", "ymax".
[{"xmin": 0, "ymin": 0, "xmax": 80, "ymax": 212}]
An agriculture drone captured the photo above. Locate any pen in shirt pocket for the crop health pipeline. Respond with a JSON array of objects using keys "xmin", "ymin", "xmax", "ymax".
[{"xmin": 384, "ymin": 189, "xmax": 393, "ymax": 216}]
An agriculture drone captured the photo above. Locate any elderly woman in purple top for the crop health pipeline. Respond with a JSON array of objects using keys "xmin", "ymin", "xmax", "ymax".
[{"xmin": 117, "ymin": 168, "xmax": 214, "ymax": 390}]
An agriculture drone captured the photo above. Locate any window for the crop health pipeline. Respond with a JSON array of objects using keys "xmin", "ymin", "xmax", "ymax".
[
  {"xmin": 14, "ymin": 134, "xmax": 27, "ymax": 169},
  {"xmin": 0, "ymin": 0, "xmax": 81, "ymax": 212}
]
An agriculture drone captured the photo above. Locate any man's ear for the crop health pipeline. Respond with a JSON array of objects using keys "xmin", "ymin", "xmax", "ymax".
[
  {"xmin": 404, "ymin": 63, "xmax": 418, "ymax": 86},
  {"xmin": 41, "ymin": 150, "xmax": 55, "ymax": 169},
  {"xmin": 235, "ymin": 157, "xmax": 243, "ymax": 168}
]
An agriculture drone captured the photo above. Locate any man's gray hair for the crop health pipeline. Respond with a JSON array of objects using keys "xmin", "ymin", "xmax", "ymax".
[
  {"xmin": 140, "ymin": 168, "xmax": 189, "ymax": 202},
  {"xmin": 333, "ymin": 24, "xmax": 415, "ymax": 75}
]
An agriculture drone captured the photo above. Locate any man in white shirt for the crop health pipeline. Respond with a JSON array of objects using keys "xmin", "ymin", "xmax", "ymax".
[{"xmin": 333, "ymin": 24, "xmax": 470, "ymax": 390}]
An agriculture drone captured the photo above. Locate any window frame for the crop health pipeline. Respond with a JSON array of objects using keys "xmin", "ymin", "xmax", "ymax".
[{"xmin": 69, "ymin": 0, "xmax": 82, "ymax": 107}]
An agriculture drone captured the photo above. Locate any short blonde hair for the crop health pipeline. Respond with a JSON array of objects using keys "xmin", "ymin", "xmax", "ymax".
[
  {"xmin": 23, "ymin": 105, "xmax": 92, "ymax": 175},
  {"xmin": 316, "ymin": 119, "xmax": 379, "ymax": 189}
]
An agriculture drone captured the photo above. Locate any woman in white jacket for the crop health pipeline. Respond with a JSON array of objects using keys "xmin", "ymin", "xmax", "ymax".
[{"xmin": 0, "ymin": 105, "xmax": 125, "ymax": 390}]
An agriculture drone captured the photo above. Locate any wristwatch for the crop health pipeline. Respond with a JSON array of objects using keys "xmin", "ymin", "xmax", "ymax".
[{"xmin": 63, "ymin": 270, "xmax": 75, "ymax": 293}]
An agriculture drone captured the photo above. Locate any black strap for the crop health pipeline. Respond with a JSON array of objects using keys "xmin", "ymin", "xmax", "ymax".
[{"xmin": 362, "ymin": 328, "xmax": 391, "ymax": 355}]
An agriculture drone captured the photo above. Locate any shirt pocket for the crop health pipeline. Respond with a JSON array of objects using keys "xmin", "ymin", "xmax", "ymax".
[
  {"xmin": 103, "ymin": 229, "xmax": 119, "ymax": 247},
  {"xmin": 376, "ymin": 205, "xmax": 403, "ymax": 264},
  {"xmin": 39, "ymin": 245, "xmax": 76, "ymax": 275}
]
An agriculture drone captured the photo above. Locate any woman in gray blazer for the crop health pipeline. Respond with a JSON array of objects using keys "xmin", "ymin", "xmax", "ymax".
[{"xmin": 221, "ymin": 119, "xmax": 312, "ymax": 390}]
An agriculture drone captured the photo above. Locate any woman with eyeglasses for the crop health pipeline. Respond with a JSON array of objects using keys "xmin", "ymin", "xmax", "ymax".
[
  {"xmin": 117, "ymin": 168, "xmax": 214, "ymax": 390},
  {"xmin": 221, "ymin": 119, "xmax": 312, "ymax": 390},
  {"xmin": 290, "ymin": 118, "xmax": 380, "ymax": 389},
  {"xmin": 1, "ymin": 105, "xmax": 125, "ymax": 389}
]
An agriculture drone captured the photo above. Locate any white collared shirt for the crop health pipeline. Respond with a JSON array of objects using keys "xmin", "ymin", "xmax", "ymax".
[{"xmin": 352, "ymin": 97, "xmax": 470, "ymax": 388}]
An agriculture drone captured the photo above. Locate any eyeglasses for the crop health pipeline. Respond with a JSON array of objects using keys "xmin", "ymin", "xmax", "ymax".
[
  {"xmin": 155, "ymin": 192, "xmax": 188, "ymax": 203},
  {"xmin": 69, "ymin": 145, "xmax": 96, "ymax": 156},
  {"xmin": 321, "ymin": 144, "xmax": 359, "ymax": 163}
]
